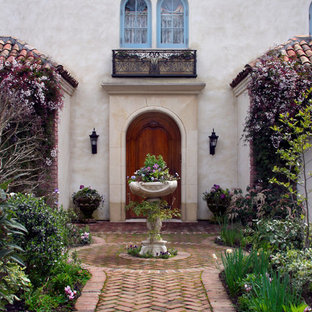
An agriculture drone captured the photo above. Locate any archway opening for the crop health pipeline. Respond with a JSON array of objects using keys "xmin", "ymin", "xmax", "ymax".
[{"xmin": 126, "ymin": 111, "xmax": 181, "ymax": 218}]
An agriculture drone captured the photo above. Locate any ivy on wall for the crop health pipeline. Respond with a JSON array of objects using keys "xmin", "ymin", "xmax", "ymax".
[{"xmin": 244, "ymin": 50, "xmax": 312, "ymax": 186}]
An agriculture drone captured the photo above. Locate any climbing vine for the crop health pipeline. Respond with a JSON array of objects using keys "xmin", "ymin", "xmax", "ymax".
[
  {"xmin": 244, "ymin": 50, "xmax": 312, "ymax": 186},
  {"xmin": 0, "ymin": 58, "xmax": 63, "ymax": 194}
]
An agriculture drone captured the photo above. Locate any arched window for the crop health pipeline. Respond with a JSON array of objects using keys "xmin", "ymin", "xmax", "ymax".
[
  {"xmin": 157, "ymin": 0, "xmax": 188, "ymax": 48},
  {"xmin": 120, "ymin": 0, "xmax": 152, "ymax": 48}
]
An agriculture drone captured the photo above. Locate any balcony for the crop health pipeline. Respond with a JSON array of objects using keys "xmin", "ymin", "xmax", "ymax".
[{"xmin": 112, "ymin": 49, "xmax": 197, "ymax": 78}]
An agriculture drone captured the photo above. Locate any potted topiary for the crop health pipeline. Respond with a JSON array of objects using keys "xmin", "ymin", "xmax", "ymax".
[
  {"xmin": 202, "ymin": 184, "xmax": 231, "ymax": 217},
  {"xmin": 72, "ymin": 185, "xmax": 103, "ymax": 220}
]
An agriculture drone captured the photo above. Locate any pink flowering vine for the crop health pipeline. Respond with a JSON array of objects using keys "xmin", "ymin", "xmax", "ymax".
[{"xmin": 244, "ymin": 50, "xmax": 312, "ymax": 186}]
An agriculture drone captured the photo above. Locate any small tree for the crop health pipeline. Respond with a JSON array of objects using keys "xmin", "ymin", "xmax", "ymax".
[{"xmin": 270, "ymin": 88, "xmax": 312, "ymax": 247}]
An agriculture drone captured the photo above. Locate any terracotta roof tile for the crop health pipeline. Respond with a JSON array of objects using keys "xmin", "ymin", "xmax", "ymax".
[
  {"xmin": 0, "ymin": 49, "xmax": 9, "ymax": 57},
  {"xmin": 305, "ymin": 49, "xmax": 312, "ymax": 57},
  {"xmin": 0, "ymin": 36, "xmax": 78, "ymax": 88},
  {"xmin": 231, "ymin": 35, "xmax": 312, "ymax": 88},
  {"xmin": 300, "ymin": 55, "xmax": 310, "ymax": 64}
]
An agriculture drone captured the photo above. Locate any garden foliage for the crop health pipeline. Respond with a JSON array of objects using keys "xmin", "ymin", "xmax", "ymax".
[
  {"xmin": 245, "ymin": 51, "xmax": 312, "ymax": 186},
  {"xmin": 1, "ymin": 192, "xmax": 91, "ymax": 311},
  {"xmin": 228, "ymin": 186, "xmax": 302, "ymax": 226},
  {"xmin": 246, "ymin": 218, "xmax": 304, "ymax": 253},
  {"xmin": 270, "ymin": 88, "xmax": 312, "ymax": 247},
  {"xmin": 0, "ymin": 58, "xmax": 63, "ymax": 194},
  {"xmin": 271, "ymin": 248, "xmax": 312, "ymax": 290},
  {"xmin": 221, "ymin": 248, "xmax": 305, "ymax": 311},
  {"xmin": 6, "ymin": 193, "xmax": 89, "ymax": 287},
  {"xmin": 0, "ymin": 188, "xmax": 30, "ymax": 310},
  {"xmin": 7, "ymin": 194, "xmax": 65, "ymax": 285},
  {"xmin": 0, "ymin": 261, "xmax": 31, "ymax": 310},
  {"xmin": 239, "ymin": 271, "xmax": 302, "ymax": 312},
  {"xmin": 25, "ymin": 256, "xmax": 90, "ymax": 312}
]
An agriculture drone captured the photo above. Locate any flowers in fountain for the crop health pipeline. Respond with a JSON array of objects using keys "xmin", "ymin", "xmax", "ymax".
[{"xmin": 128, "ymin": 154, "xmax": 179, "ymax": 183}]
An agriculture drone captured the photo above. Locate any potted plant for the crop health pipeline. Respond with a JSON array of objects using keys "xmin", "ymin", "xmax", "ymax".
[
  {"xmin": 127, "ymin": 154, "xmax": 180, "ymax": 256},
  {"xmin": 202, "ymin": 184, "xmax": 231, "ymax": 217},
  {"xmin": 72, "ymin": 185, "xmax": 103, "ymax": 220}
]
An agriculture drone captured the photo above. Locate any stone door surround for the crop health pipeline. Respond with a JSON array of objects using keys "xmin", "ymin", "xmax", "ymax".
[{"xmin": 102, "ymin": 82, "xmax": 206, "ymax": 222}]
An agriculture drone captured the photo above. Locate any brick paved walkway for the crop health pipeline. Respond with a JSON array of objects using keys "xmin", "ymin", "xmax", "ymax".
[{"xmin": 74, "ymin": 221, "xmax": 235, "ymax": 312}]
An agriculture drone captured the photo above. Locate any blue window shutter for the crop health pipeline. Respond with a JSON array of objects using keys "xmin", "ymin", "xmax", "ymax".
[
  {"xmin": 120, "ymin": 0, "xmax": 152, "ymax": 48},
  {"xmin": 157, "ymin": 0, "xmax": 189, "ymax": 48}
]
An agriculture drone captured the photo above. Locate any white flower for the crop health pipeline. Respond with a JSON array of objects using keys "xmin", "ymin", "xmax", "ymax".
[
  {"xmin": 45, "ymin": 157, "xmax": 52, "ymax": 166},
  {"xmin": 50, "ymin": 147, "xmax": 57, "ymax": 158},
  {"xmin": 226, "ymin": 249, "xmax": 233, "ymax": 254},
  {"xmin": 212, "ymin": 253, "xmax": 218, "ymax": 260}
]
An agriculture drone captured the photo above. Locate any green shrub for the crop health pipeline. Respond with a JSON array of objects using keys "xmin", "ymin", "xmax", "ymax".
[
  {"xmin": 25, "ymin": 287, "xmax": 64, "ymax": 312},
  {"xmin": 7, "ymin": 194, "xmax": 66, "ymax": 286},
  {"xmin": 249, "ymin": 218, "xmax": 304, "ymax": 253},
  {"xmin": 62, "ymin": 223, "xmax": 92, "ymax": 247},
  {"xmin": 25, "ymin": 256, "xmax": 91, "ymax": 312},
  {"xmin": 0, "ymin": 261, "xmax": 31, "ymax": 311},
  {"xmin": 0, "ymin": 191, "xmax": 27, "ymax": 266},
  {"xmin": 228, "ymin": 187, "xmax": 303, "ymax": 226},
  {"xmin": 271, "ymin": 248, "xmax": 312, "ymax": 290}
]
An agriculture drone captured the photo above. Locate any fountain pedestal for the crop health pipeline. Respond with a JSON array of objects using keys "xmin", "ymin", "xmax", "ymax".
[{"xmin": 129, "ymin": 181, "xmax": 177, "ymax": 256}]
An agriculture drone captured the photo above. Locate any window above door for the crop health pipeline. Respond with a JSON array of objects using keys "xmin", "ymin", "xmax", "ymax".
[
  {"xmin": 120, "ymin": 0, "xmax": 189, "ymax": 49},
  {"xmin": 120, "ymin": 0, "xmax": 152, "ymax": 48},
  {"xmin": 157, "ymin": 0, "xmax": 188, "ymax": 48}
]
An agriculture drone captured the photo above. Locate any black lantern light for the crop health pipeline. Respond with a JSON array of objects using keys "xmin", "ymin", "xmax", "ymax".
[
  {"xmin": 89, "ymin": 128, "xmax": 99, "ymax": 154},
  {"xmin": 209, "ymin": 129, "xmax": 218, "ymax": 155}
]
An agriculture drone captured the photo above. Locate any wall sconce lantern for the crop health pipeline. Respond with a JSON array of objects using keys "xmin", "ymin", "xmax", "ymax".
[
  {"xmin": 89, "ymin": 128, "xmax": 99, "ymax": 154},
  {"xmin": 209, "ymin": 129, "xmax": 218, "ymax": 155}
]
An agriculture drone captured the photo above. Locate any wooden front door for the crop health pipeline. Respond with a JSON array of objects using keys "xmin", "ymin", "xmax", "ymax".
[{"xmin": 126, "ymin": 112, "xmax": 181, "ymax": 218}]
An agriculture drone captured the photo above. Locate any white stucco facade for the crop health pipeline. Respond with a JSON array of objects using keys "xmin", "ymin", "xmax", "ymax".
[{"xmin": 0, "ymin": 0, "xmax": 310, "ymax": 220}]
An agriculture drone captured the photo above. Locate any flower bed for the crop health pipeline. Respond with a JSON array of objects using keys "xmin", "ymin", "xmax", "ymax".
[{"xmin": 1, "ymin": 190, "xmax": 92, "ymax": 312}]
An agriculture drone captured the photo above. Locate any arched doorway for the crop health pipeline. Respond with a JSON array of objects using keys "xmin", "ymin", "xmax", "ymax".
[{"xmin": 126, "ymin": 111, "xmax": 181, "ymax": 218}]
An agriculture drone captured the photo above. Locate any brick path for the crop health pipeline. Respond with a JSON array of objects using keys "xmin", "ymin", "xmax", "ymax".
[{"xmin": 74, "ymin": 221, "xmax": 235, "ymax": 312}]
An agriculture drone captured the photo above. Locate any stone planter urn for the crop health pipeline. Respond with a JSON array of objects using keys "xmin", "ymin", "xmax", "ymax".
[
  {"xmin": 72, "ymin": 186, "xmax": 102, "ymax": 220},
  {"xmin": 73, "ymin": 198, "xmax": 100, "ymax": 219},
  {"xmin": 129, "ymin": 180, "xmax": 177, "ymax": 256}
]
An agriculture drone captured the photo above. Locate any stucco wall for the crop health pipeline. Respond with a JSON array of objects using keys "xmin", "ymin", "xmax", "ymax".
[
  {"xmin": 233, "ymin": 78, "xmax": 251, "ymax": 193},
  {"xmin": 0, "ymin": 0, "xmax": 310, "ymax": 219},
  {"xmin": 298, "ymin": 144, "xmax": 312, "ymax": 223},
  {"xmin": 57, "ymin": 84, "xmax": 72, "ymax": 211}
]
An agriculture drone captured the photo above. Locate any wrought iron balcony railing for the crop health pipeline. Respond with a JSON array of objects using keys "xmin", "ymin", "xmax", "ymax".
[{"xmin": 112, "ymin": 49, "xmax": 197, "ymax": 78}]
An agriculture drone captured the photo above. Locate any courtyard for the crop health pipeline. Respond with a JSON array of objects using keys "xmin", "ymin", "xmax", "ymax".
[{"xmin": 74, "ymin": 221, "xmax": 235, "ymax": 312}]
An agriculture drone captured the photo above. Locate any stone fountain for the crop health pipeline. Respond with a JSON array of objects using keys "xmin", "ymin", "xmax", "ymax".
[{"xmin": 129, "ymin": 180, "xmax": 177, "ymax": 256}]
